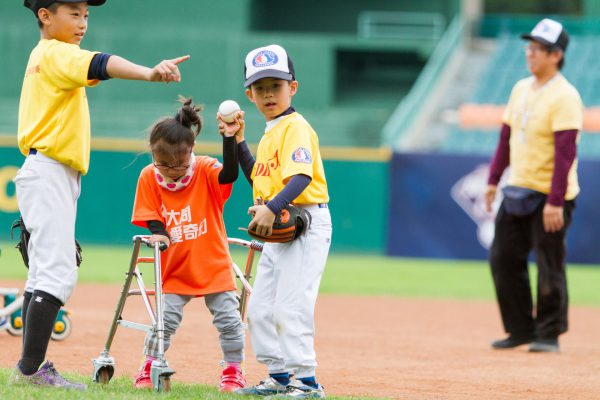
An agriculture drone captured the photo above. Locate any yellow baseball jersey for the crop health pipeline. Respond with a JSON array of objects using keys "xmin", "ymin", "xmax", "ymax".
[
  {"xmin": 502, "ymin": 74, "xmax": 583, "ymax": 200},
  {"xmin": 252, "ymin": 112, "xmax": 329, "ymax": 204},
  {"xmin": 18, "ymin": 39, "xmax": 100, "ymax": 174}
]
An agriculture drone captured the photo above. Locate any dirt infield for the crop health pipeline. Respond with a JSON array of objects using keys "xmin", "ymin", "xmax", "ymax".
[{"xmin": 2, "ymin": 281, "xmax": 600, "ymax": 399}]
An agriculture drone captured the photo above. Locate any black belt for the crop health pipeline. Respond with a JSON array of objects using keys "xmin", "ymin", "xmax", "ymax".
[{"xmin": 29, "ymin": 148, "xmax": 37, "ymax": 155}]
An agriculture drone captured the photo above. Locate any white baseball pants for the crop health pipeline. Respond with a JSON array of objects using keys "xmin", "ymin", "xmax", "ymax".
[
  {"xmin": 246, "ymin": 205, "xmax": 332, "ymax": 379},
  {"xmin": 14, "ymin": 151, "xmax": 81, "ymax": 305}
]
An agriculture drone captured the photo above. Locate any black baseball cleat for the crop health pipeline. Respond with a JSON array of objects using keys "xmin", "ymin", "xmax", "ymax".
[
  {"xmin": 529, "ymin": 338, "xmax": 559, "ymax": 353},
  {"xmin": 491, "ymin": 333, "xmax": 535, "ymax": 349}
]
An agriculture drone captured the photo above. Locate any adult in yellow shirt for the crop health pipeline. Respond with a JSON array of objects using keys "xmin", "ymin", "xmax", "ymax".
[
  {"xmin": 12, "ymin": 0, "xmax": 189, "ymax": 389},
  {"xmin": 484, "ymin": 19, "xmax": 582, "ymax": 353}
]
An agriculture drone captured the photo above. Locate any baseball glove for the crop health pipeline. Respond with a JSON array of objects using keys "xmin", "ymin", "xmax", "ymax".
[
  {"xmin": 247, "ymin": 204, "xmax": 312, "ymax": 243},
  {"xmin": 11, "ymin": 217, "xmax": 83, "ymax": 269}
]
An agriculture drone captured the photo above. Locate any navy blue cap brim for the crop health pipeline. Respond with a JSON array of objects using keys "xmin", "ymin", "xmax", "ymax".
[
  {"xmin": 25, "ymin": 0, "xmax": 106, "ymax": 15},
  {"xmin": 521, "ymin": 34, "xmax": 562, "ymax": 49},
  {"xmin": 245, "ymin": 69, "xmax": 293, "ymax": 88},
  {"xmin": 59, "ymin": 0, "xmax": 106, "ymax": 6}
]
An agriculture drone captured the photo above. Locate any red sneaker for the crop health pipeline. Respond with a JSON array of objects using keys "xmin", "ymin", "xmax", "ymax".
[
  {"xmin": 133, "ymin": 357, "xmax": 154, "ymax": 389},
  {"xmin": 220, "ymin": 365, "xmax": 246, "ymax": 392}
]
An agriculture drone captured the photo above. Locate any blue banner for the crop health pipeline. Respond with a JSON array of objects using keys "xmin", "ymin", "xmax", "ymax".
[{"xmin": 387, "ymin": 152, "xmax": 600, "ymax": 264}]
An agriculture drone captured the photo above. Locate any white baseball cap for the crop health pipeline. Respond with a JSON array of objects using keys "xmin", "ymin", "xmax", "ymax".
[
  {"xmin": 244, "ymin": 44, "xmax": 295, "ymax": 87},
  {"xmin": 521, "ymin": 18, "xmax": 569, "ymax": 51}
]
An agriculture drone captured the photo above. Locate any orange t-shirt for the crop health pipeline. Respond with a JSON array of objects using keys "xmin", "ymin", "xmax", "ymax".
[{"xmin": 131, "ymin": 156, "xmax": 235, "ymax": 296}]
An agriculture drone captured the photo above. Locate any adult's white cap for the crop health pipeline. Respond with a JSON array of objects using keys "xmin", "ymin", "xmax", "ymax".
[{"xmin": 521, "ymin": 18, "xmax": 569, "ymax": 51}]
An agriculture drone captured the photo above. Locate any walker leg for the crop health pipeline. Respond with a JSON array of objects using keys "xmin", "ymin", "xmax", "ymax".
[{"xmin": 91, "ymin": 238, "xmax": 143, "ymax": 383}]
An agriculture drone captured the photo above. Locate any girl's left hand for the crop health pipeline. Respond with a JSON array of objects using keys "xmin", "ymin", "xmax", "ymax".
[
  {"xmin": 217, "ymin": 111, "xmax": 245, "ymax": 143},
  {"xmin": 247, "ymin": 205, "xmax": 275, "ymax": 237},
  {"xmin": 149, "ymin": 234, "xmax": 170, "ymax": 249}
]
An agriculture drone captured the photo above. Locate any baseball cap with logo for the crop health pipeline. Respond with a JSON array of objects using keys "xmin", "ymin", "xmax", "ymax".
[
  {"xmin": 244, "ymin": 44, "xmax": 295, "ymax": 87},
  {"xmin": 24, "ymin": 0, "xmax": 107, "ymax": 16},
  {"xmin": 521, "ymin": 18, "xmax": 569, "ymax": 51}
]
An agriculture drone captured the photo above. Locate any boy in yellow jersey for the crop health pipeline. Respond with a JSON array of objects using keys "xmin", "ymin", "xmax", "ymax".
[
  {"xmin": 218, "ymin": 44, "xmax": 331, "ymax": 399},
  {"xmin": 485, "ymin": 19, "xmax": 582, "ymax": 353},
  {"xmin": 12, "ymin": 0, "xmax": 189, "ymax": 389}
]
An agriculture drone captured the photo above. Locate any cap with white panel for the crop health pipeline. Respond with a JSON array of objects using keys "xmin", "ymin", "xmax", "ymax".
[
  {"xmin": 244, "ymin": 44, "xmax": 295, "ymax": 87},
  {"xmin": 521, "ymin": 18, "xmax": 569, "ymax": 51}
]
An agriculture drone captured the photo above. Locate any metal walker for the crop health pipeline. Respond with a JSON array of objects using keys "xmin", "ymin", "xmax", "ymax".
[{"xmin": 91, "ymin": 235, "xmax": 262, "ymax": 392}]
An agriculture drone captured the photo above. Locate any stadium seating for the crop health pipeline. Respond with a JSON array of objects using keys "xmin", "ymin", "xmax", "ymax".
[
  {"xmin": 442, "ymin": 34, "xmax": 600, "ymax": 158},
  {"xmin": 472, "ymin": 35, "xmax": 600, "ymax": 106}
]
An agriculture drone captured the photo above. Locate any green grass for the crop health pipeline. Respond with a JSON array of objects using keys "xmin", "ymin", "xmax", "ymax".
[
  {"xmin": 0, "ymin": 369, "xmax": 377, "ymax": 400},
  {"xmin": 1, "ymin": 241, "xmax": 599, "ymax": 306}
]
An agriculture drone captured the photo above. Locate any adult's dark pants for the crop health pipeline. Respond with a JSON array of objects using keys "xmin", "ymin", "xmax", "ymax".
[{"xmin": 489, "ymin": 199, "xmax": 575, "ymax": 339}]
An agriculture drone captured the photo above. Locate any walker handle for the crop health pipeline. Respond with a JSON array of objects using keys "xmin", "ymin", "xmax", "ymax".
[{"xmin": 138, "ymin": 236, "xmax": 168, "ymax": 252}]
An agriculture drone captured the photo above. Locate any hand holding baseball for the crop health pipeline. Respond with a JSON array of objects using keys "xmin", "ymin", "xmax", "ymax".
[
  {"xmin": 217, "ymin": 100, "xmax": 245, "ymax": 143},
  {"xmin": 148, "ymin": 55, "xmax": 190, "ymax": 83},
  {"xmin": 218, "ymin": 100, "xmax": 241, "ymax": 123}
]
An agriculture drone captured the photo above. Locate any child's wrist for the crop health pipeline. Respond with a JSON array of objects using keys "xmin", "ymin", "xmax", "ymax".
[{"xmin": 143, "ymin": 67, "xmax": 154, "ymax": 81}]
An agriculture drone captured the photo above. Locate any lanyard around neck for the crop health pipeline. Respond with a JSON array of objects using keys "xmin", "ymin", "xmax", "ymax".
[{"xmin": 518, "ymin": 74, "xmax": 560, "ymax": 143}]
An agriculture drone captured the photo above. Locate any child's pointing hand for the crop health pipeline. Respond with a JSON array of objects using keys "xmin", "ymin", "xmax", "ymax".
[{"xmin": 149, "ymin": 55, "xmax": 190, "ymax": 83}]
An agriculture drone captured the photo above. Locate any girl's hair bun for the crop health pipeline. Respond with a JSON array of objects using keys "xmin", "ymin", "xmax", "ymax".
[{"xmin": 175, "ymin": 95, "xmax": 203, "ymax": 137}]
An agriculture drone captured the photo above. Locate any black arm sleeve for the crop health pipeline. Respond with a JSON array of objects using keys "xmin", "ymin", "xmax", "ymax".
[
  {"xmin": 218, "ymin": 136, "xmax": 239, "ymax": 184},
  {"xmin": 147, "ymin": 220, "xmax": 169, "ymax": 237},
  {"xmin": 238, "ymin": 140, "xmax": 256, "ymax": 186},
  {"xmin": 265, "ymin": 174, "xmax": 312, "ymax": 215},
  {"xmin": 87, "ymin": 53, "xmax": 112, "ymax": 81}
]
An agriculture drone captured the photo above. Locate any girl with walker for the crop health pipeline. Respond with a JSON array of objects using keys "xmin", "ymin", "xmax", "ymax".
[{"xmin": 131, "ymin": 97, "xmax": 246, "ymax": 392}]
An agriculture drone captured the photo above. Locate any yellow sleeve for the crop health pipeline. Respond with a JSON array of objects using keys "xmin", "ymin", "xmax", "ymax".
[
  {"xmin": 502, "ymin": 83, "xmax": 519, "ymax": 125},
  {"xmin": 551, "ymin": 92, "xmax": 583, "ymax": 132},
  {"xmin": 280, "ymin": 121, "xmax": 314, "ymax": 182},
  {"xmin": 42, "ymin": 42, "xmax": 99, "ymax": 90}
]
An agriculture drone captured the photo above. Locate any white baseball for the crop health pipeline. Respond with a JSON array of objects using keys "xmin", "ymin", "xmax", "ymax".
[{"xmin": 218, "ymin": 100, "xmax": 241, "ymax": 123}]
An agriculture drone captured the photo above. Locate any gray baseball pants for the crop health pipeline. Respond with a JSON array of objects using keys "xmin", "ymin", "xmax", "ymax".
[{"xmin": 144, "ymin": 291, "xmax": 244, "ymax": 362}]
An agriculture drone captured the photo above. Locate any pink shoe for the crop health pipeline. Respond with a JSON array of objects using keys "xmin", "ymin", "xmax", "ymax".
[
  {"xmin": 220, "ymin": 365, "xmax": 246, "ymax": 392},
  {"xmin": 133, "ymin": 357, "xmax": 155, "ymax": 389}
]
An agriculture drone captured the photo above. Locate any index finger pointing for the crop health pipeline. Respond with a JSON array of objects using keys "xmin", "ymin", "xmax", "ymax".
[{"xmin": 171, "ymin": 55, "xmax": 191, "ymax": 65}]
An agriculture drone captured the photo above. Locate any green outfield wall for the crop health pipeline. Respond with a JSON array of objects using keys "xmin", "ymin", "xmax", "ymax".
[
  {"xmin": 0, "ymin": 0, "xmax": 458, "ymax": 148},
  {"xmin": 0, "ymin": 146, "xmax": 389, "ymax": 253},
  {"xmin": 0, "ymin": 0, "xmax": 462, "ymax": 254}
]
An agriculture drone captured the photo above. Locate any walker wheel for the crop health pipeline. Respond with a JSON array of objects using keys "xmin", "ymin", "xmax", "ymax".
[
  {"xmin": 97, "ymin": 368, "xmax": 111, "ymax": 384},
  {"xmin": 157, "ymin": 375, "xmax": 171, "ymax": 392}
]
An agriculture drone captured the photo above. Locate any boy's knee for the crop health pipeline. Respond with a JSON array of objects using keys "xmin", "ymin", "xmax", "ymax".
[
  {"xmin": 248, "ymin": 305, "xmax": 270, "ymax": 323},
  {"xmin": 273, "ymin": 305, "xmax": 304, "ymax": 329}
]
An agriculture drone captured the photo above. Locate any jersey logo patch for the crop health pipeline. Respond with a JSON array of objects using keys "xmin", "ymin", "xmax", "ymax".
[
  {"xmin": 292, "ymin": 147, "xmax": 312, "ymax": 164},
  {"xmin": 253, "ymin": 50, "xmax": 278, "ymax": 67}
]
